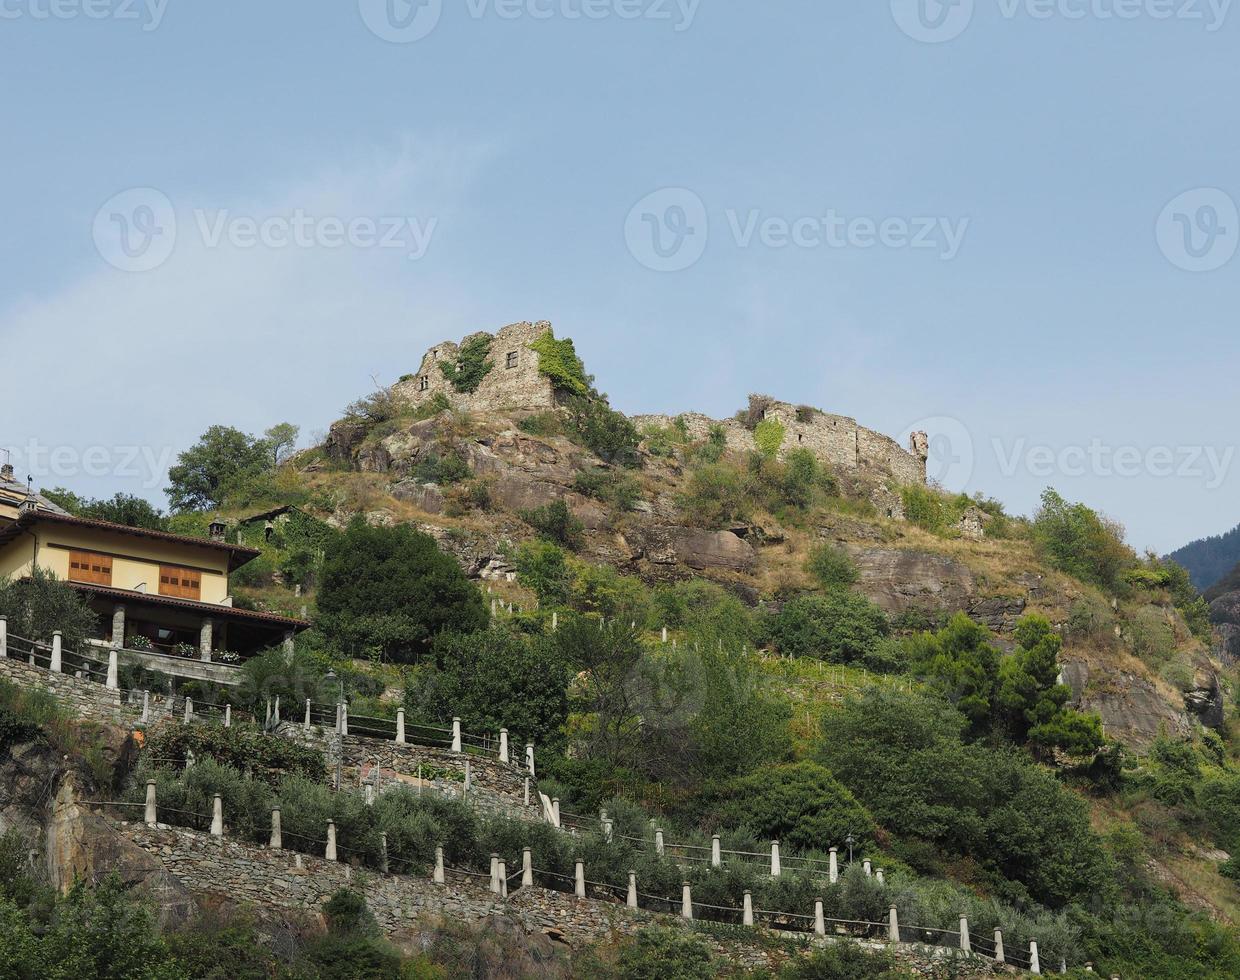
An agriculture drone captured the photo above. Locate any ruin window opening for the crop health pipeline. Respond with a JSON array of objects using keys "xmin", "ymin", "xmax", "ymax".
[
  {"xmin": 418, "ymin": 375, "xmax": 429, "ymax": 391},
  {"xmin": 506, "ymin": 351, "xmax": 519, "ymax": 369}
]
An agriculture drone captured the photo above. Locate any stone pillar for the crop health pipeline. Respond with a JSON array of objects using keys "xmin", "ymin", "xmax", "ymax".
[
  {"xmin": 863, "ymin": 858, "xmax": 872, "ymax": 877},
  {"xmin": 450, "ymin": 717, "xmax": 462, "ymax": 753},
  {"xmin": 743, "ymin": 891, "xmax": 754, "ymax": 927},
  {"xmin": 270, "ymin": 809, "xmax": 282, "ymax": 849},
  {"xmin": 224, "ymin": 704, "xmax": 232, "ymax": 728},
  {"xmin": 551, "ymin": 799, "xmax": 560, "ymax": 826},
  {"xmin": 829, "ymin": 847, "xmax": 838, "ymax": 883},
  {"xmin": 326, "ymin": 821, "xmax": 337, "ymax": 861},
  {"xmin": 654, "ymin": 828, "xmax": 665, "ymax": 856},
  {"xmin": 627, "ymin": 870, "xmax": 638, "ymax": 909},
  {"xmin": 199, "ymin": 618, "xmax": 213, "ymax": 662},
  {"xmin": 522, "ymin": 847, "xmax": 533, "ymax": 887},
  {"xmin": 498, "ymin": 729, "xmax": 509, "ymax": 763},
  {"xmin": 770, "ymin": 840, "xmax": 782, "ymax": 877},
  {"xmin": 304, "ymin": 699, "xmax": 312, "ymax": 730},
  {"xmin": 574, "ymin": 860, "xmax": 586, "ymax": 899},
  {"xmin": 990, "ymin": 928, "xmax": 1004, "ymax": 963},
  {"xmin": 364, "ymin": 783, "xmax": 374, "ymax": 806},
  {"xmin": 106, "ymin": 648, "xmax": 118, "ymax": 691},
  {"xmin": 959, "ymin": 913, "xmax": 970, "ymax": 952},
  {"xmin": 50, "ymin": 631, "xmax": 62, "ymax": 673},
  {"xmin": 489, "ymin": 854, "xmax": 500, "ymax": 893},
  {"xmin": 524, "ymin": 778, "xmax": 530, "ymax": 806},
  {"xmin": 888, "ymin": 906, "xmax": 900, "ymax": 944},
  {"xmin": 335, "ymin": 702, "xmax": 342, "ymax": 733},
  {"xmin": 681, "ymin": 882, "xmax": 693, "ymax": 920},
  {"xmin": 876, "ymin": 868, "xmax": 885, "ymax": 885},
  {"xmin": 499, "ymin": 859, "xmax": 508, "ymax": 898},
  {"xmin": 396, "ymin": 708, "xmax": 406, "ymax": 744},
  {"xmin": 340, "ymin": 702, "xmax": 349, "ymax": 737},
  {"xmin": 526, "ymin": 743, "xmax": 535, "ymax": 777},
  {"xmin": 144, "ymin": 780, "xmax": 157, "ymax": 827},
  {"xmin": 1030, "ymin": 941, "xmax": 1041, "ymax": 975},
  {"xmin": 283, "ymin": 631, "xmax": 294, "ymax": 658},
  {"xmin": 111, "ymin": 605, "xmax": 125, "ymax": 647},
  {"xmin": 183, "ymin": 698, "xmax": 194, "ymax": 724},
  {"xmin": 141, "ymin": 691, "xmax": 150, "ymax": 723},
  {"xmin": 434, "ymin": 845, "xmax": 445, "ymax": 884},
  {"xmin": 0, "ymin": 615, "xmax": 7, "ymax": 658},
  {"xmin": 210, "ymin": 794, "xmax": 223, "ymax": 837},
  {"xmin": 711, "ymin": 835, "xmax": 722, "ymax": 867}
]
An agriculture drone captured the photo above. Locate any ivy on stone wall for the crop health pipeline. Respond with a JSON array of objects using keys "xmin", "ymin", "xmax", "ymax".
[
  {"xmin": 440, "ymin": 334, "xmax": 495, "ymax": 394},
  {"xmin": 754, "ymin": 418, "xmax": 786, "ymax": 459},
  {"xmin": 529, "ymin": 330, "xmax": 591, "ymax": 396}
]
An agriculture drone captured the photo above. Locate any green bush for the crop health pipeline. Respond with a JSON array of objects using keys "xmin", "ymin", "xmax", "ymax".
[
  {"xmin": 562, "ymin": 394, "xmax": 641, "ymax": 466},
  {"xmin": 806, "ymin": 543, "xmax": 858, "ymax": 590},
  {"xmin": 677, "ymin": 463, "xmax": 752, "ymax": 529},
  {"xmin": 520, "ymin": 499, "xmax": 585, "ymax": 549},
  {"xmin": 0, "ymin": 566, "xmax": 98, "ymax": 654},
  {"xmin": 574, "ymin": 466, "xmax": 641, "ymax": 511},
  {"xmin": 1032, "ymin": 488, "xmax": 1136, "ymax": 590},
  {"xmin": 614, "ymin": 929, "xmax": 715, "ymax": 980},
  {"xmin": 516, "ymin": 411, "xmax": 563, "ymax": 437},
  {"xmin": 766, "ymin": 593, "xmax": 889, "ymax": 663},
  {"xmin": 411, "ymin": 449, "xmax": 472, "ymax": 486},
  {"xmin": 143, "ymin": 723, "xmax": 325, "ymax": 783}
]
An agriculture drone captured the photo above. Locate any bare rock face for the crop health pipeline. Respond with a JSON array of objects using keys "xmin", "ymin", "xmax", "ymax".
[
  {"xmin": 1060, "ymin": 660, "xmax": 1191, "ymax": 749},
  {"xmin": 852, "ymin": 548, "xmax": 977, "ymax": 616},
  {"xmin": 1184, "ymin": 653, "xmax": 1226, "ymax": 729},
  {"xmin": 621, "ymin": 525, "xmax": 756, "ymax": 573},
  {"xmin": 324, "ymin": 419, "xmax": 369, "ymax": 464}
]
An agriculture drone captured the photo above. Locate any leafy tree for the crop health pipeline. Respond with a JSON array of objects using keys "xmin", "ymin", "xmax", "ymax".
[
  {"xmin": 165, "ymin": 425, "xmax": 272, "ymax": 512},
  {"xmin": 766, "ymin": 592, "xmax": 889, "ymax": 663},
  {"xmin": 562, "ymin": 393, "xmax": 641, "ymax": 466},
  {"xmin": 903, "ymin": 613, "xmax": 1001, "ymax": 734},
  {"xmin": 1033, "ymin": 488, "xmax": 1135, "ymax": 589},
  {"xmin": 263, "ymin": 422, "xmax": 300, "ymax": 465},
  {"xmin": 512, "ymin": 540, "xmax": 572, "ymax": 608},
  {"xmin": 996, "ymin": 614, "xmax": 1102, "ymax": 757},
  {"xmin": 700, "ymin": 761, "xmax": 877, "ymax": 852},
  {"xmin": 422, "ymin": 629, "xmax": 570, "ymax": 748},
  {"xmin": 520, "ymin": 499, "xmax": 584, "ymax": 549},
  {"xmin": 806, "ymin": 543, "xmax": 858, "ymax": 590},
  {"xmin": 0, "ymin": 566, "xmax": 98, "ymax": 651},
  {"xmin": 317, "ymin": 519, "xmax": 488, "ymax": 662},
  {"xmin": 42, "ymin": 489, "xmax": 168, "ymax": 530}
]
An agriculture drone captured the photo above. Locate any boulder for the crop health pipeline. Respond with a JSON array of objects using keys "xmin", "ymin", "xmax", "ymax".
[
  {"xmin": 852, "ymin": 548, "xmax": 976, "ymax": 617},
  {"xmin": 621, "ymin": 525, "xmax": 756, "ymax": 573}
]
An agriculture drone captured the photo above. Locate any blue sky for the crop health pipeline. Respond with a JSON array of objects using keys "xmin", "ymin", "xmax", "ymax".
[{"xmin": 1, "ymin": 0, "xmax": 1237, "ymax": 553}]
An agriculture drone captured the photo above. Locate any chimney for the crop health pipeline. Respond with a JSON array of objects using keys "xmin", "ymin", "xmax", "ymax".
[
  {"xmin": 0, "ymin": 463, "xmax": 13, "ymax": 482},
  {"xmin": 208, "ymin": 518, "xmax": 227, "ymax": 542},
  {"xmin": 19, "ymin": 493, "xmax": 38, "ymax": 516}
]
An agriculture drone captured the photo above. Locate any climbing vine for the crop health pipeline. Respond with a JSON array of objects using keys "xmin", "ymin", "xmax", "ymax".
[
  {"xmin": 529, "ymin": 330, "xmax": 591, "ymax": 396},
  {"xmin": 440, "ymin": 334, "xmax": 494, "ymax": 394},
  {"xmin": 754, "ymin": 418, "xmax": 786, "ymax": 459}
]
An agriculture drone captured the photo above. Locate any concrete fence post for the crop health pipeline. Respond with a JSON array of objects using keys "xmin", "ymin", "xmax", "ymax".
[
  {"xmin": 265, "ymin": 698, "xmax": 271, "ymax": 727},
  {"xmin": 50, "ymin": 632, "xmax": 62, "ymax": 673},
  {"xmin": 1030, "ymin": 940, "xmax": 1041, "ymax": 975},
  {"xmin": 498, "ymin": 729, "xmax": 509, "ymax": 763},
  {"xmin": 551, "ymin": 611, "xmax": 558, "ymax": 631},
  {"xmin": 661, "ymin": 625, "xmax": 668, "ymax": 643},
  {"xmin": 654, "ymin": 828, "xmax": 665, "ymax": 856},
  {"xmin": 959, "ymin": 913, "xmax": 971, "ymax": 953},
  {"xmin": 451, "ymin": 718, "xmax": 462, "ymax": 753},
  {"xmin": 464, "ymin": 760, "xmax": 472, "ymax": 794},
  {"xmin": 340, "ymin": 702, "xmax": 349, "ymax": 737},
  {"xmin": 770, "ymin": 840, "xmax": 782, "ymax": 877},
  {"xmin": 0, "ymin": 616, "xmax": 6, "ymax": 657},
  {"xmin": 325, "ymin": 821, "xmax": 337, "ymax": 861},
  {"xmin": 551, "ymin": 798, "xmax": 561, "ymax": 826},
  {"xmin": 863, "ymin": 858, "xmax": 872, "ymax": 877},
  {"xmin": 270, "ymin": 808, "xmax": 282, "ymax": 850},
  {"xmin": 743, "ymin": 891, "xmax": 754, "ymax": 927},
  {"xmin": 524, "ymin": 778, "xmax": 531, "ymax": 807},
  {"xmin": 602, "ymin": 818, "xmax": 613, "ymax": 843},
  {"xmin": 876, "ymin": 868, "xmax": 885, "ymax": 885},
  {"xmin": 681, "ymin": 882, "xmax": 693, "ymax": 920},
  {"xmin": 526, "ymin": 743, "xmax": 535, "ymax": 777},
  {"xmin": 711, "ymin": 835, "xmax": 721, "ymax": 868},
  {"xmin": 993, "ymin": 929, "xmax": 1005, "ymax": 964},
  {"xmin": 627, "ymin": 870, "xmax": 638, "ymax": 909},
  {"xmin": 224, "ymin": 704, "xmax": 232, "ymax": 728},
  {"xmin": 434, "ymin": 845, "xmax": 445, "ymax": 884},
  {"xmin": 888, "ymin": 905, "xmax": 900, "ymax": 944},
  {"xmin": 364, "ymin": 783, "xmax": 374, "ymax": 806},
  {"xmin": 305, "ymin": 699, "xmax": 312, "ymax": 730},
  {"xmin": 273, "ymin": 696, "xmax": 280, "ymax": 725},
  {"xmin": 814, "ymin": 898, "xmax": 826, "ymax": 936},
  {"xmin": 141, "ymin": 691, "xmax": 150, "ymax": 724},
  {"xmin": 144, "ymin": 780, "xmax": 157, "ymax": 827},
  {"xmin": 522, "ymin": 847, "xmax": 533, "ymax": 888},
  {"xmin": 396, "ymin": 708, "xmax": 406, "ymax": 745},
  {"xmin": 184, "ymin": 698, "xmax": 194, "ymax": 724},
  {"xmin": 829, "ymin": 847, "xmax": 839, "ymax": 884},
  {"xmin": 574, "ymin": 859, "xmax": 586, "ymax": 899},
  {"xmin": 499, "ymin": 860, "xmax": 508, "ymax": 897},
  {"xmin": 490, "ymin": 854, "xmax": 501, "ymax": 894},
  {"xmin": 210, "ymin": 794, "xmax": 223, "ymax": 838},
  {"xmin": 106, "ymin": 648, "xmax": 118, "ymax": 690}
]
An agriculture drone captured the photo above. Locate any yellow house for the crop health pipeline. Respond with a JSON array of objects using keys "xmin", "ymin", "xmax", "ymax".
[{"xmin": 0, "ymin": 463, "xmax": 307, "ymax": 660}]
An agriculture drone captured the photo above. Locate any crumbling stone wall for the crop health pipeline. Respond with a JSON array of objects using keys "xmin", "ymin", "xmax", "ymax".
[
  {"xmin": 392, "ymin": 321, "xmax": 559, "ymax": 415},
  {"xmin": 633, "ymin": 395, "xmax": 928, "ymax": 486}
]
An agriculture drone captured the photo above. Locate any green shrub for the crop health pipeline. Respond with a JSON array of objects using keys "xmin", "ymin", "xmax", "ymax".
[
  {"xmin": 1032, "ymin": 488, "xmax": 1136, "ymax": 590},
  {"xmin": 143, "ymin": 723, "xmax": 325, "ymax": 783},
  {"xmin": 615, "ymin": 929, "xmax": 715, "ymax": 980},
  {"xmin": 520, "ymin": 499, "xmax": 585, "ymax": 549},
  {"xmin": 806, "ymin": 543, "xmax": 858, "ymax": 590},
  {"xmin": 0, "ymin": 566, "xmax": 98, "ymax": 654},
  {"xmin": 766, "ymin": 593, "xmax": 889, "ymax": 663},
  {"xmin": 677, "ymin": 463, "xmax": 751, "ymax": 528},
  {"xmin": 574, "ymin": 466, "xmax": 641, "ymax": 511},
  {"xmin": 753, "ymin": 418, "xmax": 786, "ymax": 458},
  {"xmin": 412, "ymin": 449, "xmax": 471, "ymax": 485},
  {"xmin": 411, "ymin": 391, "xmax": 452, "ymax": 421},
  {"xmin": 516, "ymin": 411, "xmax": 563, "ymax": 437},
  {"xmin": 562, "ymin": 394, "xmax": 641, "ymax": 466}
]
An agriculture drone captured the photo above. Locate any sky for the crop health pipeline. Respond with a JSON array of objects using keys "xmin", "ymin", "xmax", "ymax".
[{"xmin": 1, "ymin": 0, "xmax": 1238, "ymax": 554}]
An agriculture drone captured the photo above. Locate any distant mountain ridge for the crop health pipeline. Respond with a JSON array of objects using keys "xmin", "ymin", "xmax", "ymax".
[{"xmin": 1166, "ymin": 522, "xmax": 1240, "ymax": 591}]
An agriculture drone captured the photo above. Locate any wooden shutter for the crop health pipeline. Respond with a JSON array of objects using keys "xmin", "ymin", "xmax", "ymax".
[
  {"xmin": 68, "ymin": 551, "xmax": 112, "ymax": 586},
  {"xmin": 159, "ymin": 565, "xmax": 202, "ymax": 600}
]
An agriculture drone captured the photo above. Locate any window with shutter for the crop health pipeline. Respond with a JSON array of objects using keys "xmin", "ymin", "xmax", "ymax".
[
  {"xmin": 68, "ymin": 551, "xmax": 112, "ymax": 586},
  {"xmin": 159, "ymin": 565, "xmax": 202, "ymax": 600}
]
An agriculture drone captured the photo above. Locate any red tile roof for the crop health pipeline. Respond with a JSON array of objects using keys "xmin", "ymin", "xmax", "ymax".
[{"xmin": 67, "ymin": 581, "xmax": 309, "ymax": 630}]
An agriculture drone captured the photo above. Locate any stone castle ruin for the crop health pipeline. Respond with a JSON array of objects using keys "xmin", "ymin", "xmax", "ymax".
[{"xmin": 393, "ymin": 321, "xmax": 928, "ymax": 485}]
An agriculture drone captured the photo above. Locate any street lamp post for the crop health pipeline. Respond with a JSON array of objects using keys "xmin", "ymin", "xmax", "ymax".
[
  {"xmin": 324, "ymin": 669, "xmax": 345, "ymax": 791},
  {"xmin": 845, "ymin": 833, "xmax": 855, "ymax": 865}
]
